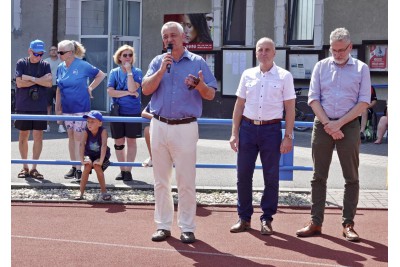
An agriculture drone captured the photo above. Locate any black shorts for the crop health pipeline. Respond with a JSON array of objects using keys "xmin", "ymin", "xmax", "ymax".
[
  {"xmin": 14, "ymin": 111, "xmax": 47, "ymax": 131},
  {"xmin": 110, "ymin": 113, "xmax": 142, "ymax": 139},
  {"xmin": 46, "ymin": 85, "xmax": 57, "ymax": 106},
  {"xmin": 86, "ymin": 156, "xmax": 111, "ymax": 172}
]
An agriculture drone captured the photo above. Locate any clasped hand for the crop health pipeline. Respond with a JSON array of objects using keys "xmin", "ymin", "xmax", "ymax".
[{"xmin": 324, "ymin": 121, "xmax": 344, "ymax": 140}]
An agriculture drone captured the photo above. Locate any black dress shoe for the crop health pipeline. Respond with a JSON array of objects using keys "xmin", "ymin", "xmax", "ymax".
[
  {"xmin": 230, "ymin": 219, "xmax": 251, "ymax": 233},
  {"xmin": 180, "ymin": 232, "xmax": 195, "ymax": 243},
  {"xmin": 151, "ymin": 229, "xmax": 171, "ymax": 242},
  {"xmin": 261, "ymin": 220, "xmax": 273, "ymax": 235}
]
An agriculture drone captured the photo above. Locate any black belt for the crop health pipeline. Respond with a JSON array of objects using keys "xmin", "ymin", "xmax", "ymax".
[
  {"xmin": 153, "ymin": 114, "xmax": 197, "ymax": 125},
  {"xmin": 328, "ymin": 117, "xmax": 340, "ymax": 121},
  {"xmin": 242, "ymin": 116, "xmax": 281, "ymax": 126}
]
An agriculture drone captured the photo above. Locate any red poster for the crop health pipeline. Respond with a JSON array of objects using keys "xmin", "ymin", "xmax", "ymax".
[
  {"xmin": 164, "ymin": 13, "xmax": 214, "ymax": 51},
  {"xmin": 369, "ymin": 45, "xmax": 388, "ymax": 71}
]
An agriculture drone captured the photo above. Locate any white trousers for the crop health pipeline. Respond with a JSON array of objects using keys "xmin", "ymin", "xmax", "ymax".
[{"xmin": 150, "ymin": 118, "xmax": 198, "ymax": 233}]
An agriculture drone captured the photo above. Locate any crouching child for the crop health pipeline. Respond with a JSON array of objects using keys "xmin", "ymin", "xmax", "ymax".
[{"xmin": 74, "ymin": 110, "xmax": 112, "ymax": 201}]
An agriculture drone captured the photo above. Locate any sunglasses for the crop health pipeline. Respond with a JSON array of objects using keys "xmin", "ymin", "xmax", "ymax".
[
  {"xmin": 122, "ymin": 53, "xmax": 133, "ymax": 58},
  {"xmin": 33, "ymin": 52, "xmax": 44, "ymax": 57},
  {"xmin": 57, "ymin": 51, "xmax": 71, "ymax": 55}
]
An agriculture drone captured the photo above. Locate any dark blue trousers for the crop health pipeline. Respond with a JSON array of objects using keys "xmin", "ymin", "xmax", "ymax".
[{"xmin": 236, "ymin": 120, "xmax": 282, "ymax": 222}]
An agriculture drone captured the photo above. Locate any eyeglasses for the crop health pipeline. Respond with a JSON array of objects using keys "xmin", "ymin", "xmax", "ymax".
[
  {"xmin": 57, "ymin": 51, "xmax": 71, "ymax": 55},
  {"xmin": 122, "ymin": 53, "xmax": 133, "ymax": 58},
  {"xmin": 33, "ymin": 52, "xmax": 44, "ymax": 57},
  {"xmin": 330, "ymin": 43, "xmax": 351, "ymax": 55}
]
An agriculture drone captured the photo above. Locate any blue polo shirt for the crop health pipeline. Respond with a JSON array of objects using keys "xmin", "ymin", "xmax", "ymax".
[
  {"xmin": 107, "ymin": 66, "xmax": 142, "ymax": 115},
  {"xmin": 144, "ymin": 49, "xmax": 217, "ymax": 119},
  {"xmin": 56, "ymin": 58, "xmax": 100, "ymax": 113}
]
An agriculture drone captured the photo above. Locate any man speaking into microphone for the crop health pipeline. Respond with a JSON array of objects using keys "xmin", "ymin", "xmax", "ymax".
[
  {"xmin": 142, "ymin": 21, "xmax": 217, "ymax": 244},
  {"xmin": 166, "ymin": 43, "xmax": 172, "ymax": 73}
]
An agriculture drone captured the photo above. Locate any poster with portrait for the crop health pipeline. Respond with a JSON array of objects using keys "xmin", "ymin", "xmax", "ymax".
[
  {"xmin": 164, "ymin": 13, "xmax": 214, "ymax": 51},
  {"xmin": 367, "ymin": 44, "xmax": 388, "ymax": 71}
]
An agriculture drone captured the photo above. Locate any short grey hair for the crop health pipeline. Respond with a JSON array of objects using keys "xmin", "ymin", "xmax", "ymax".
[
  {"xmin": 330, "ymin": 28, "xmax": 351, "ymax": 44},
  {"xmin": 161, "ymin": 21, "xmax": 184, "ymax": 35},
  {"xmin": 256, "ymin": 37, "xmax": 276, "ymax": 50}
]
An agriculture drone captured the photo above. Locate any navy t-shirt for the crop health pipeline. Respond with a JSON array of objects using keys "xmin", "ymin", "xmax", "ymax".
[
  {"xmin": 84, "ymin": 126, "xmax": 111, "ymax": 159},
  {"xmin": 15, "ymin": 57, "xmax": 51, "ymax": 112}
]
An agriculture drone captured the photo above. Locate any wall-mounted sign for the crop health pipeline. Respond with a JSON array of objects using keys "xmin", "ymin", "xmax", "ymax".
[{"xmin": 164, "ymin": 13, "xmax": 213, "ymax": 51}]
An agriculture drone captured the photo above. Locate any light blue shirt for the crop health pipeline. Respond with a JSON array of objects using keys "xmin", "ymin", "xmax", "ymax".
[
  {"xmin": 144, "ymin": 49, "xmax": 217, "ymax": 119},
  {"xmin": 308, "ymin": 56, "xmax": 371, "ymax": 119}
]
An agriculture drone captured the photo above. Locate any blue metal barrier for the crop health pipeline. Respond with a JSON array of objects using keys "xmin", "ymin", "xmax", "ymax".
[{"xmin": 11, "ymin": 114, "xmax": 314, "ymax": 181}]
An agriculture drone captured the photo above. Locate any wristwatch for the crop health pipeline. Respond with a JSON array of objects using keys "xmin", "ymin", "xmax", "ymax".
[
  {"xmin": 127, "ymin": 73, "xmax": 133, "ymax": 76},
  {"xmin": 284, "ymin": 133, "xmax": 294, "ymax": 140}
]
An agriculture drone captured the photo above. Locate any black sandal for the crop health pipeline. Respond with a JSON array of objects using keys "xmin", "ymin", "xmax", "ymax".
[
  {"xmin": 102, "ymin": 193, "xmax": 112, "ymax": 201},
  {"xmin": 17, "ymin": 168, "xmax": 29, "ymax": 178},
  {"xmin": 29, "ymin": 169, "xmax": 44, "ymax": 179}
]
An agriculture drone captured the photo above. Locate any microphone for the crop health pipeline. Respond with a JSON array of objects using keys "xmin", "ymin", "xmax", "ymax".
[{"xmin": 167, "ymin": 43, "xmax": 173, "ymax": 73}]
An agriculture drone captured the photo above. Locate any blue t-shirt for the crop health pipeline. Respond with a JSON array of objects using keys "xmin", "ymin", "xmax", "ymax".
[
  {"xmin": 84, "ymin": 126, "xmax": 111, "ymax": 159},
  {"xmin": 107, "ymin": 67, "xmax": 142, "ymax": 115},
  {"xmin": 56, "ymin": 58, "xmax": 100, "ymax": 113},
  {"xmin": 15, "ymin": 57, "xmax": 51, "ymax": 112}
]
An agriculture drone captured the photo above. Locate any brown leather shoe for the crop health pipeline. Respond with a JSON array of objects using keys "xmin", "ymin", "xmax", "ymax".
[
  {"xmin": 296, "ymin": 221, "xmax": 322, "ymax": 237},
  {"xmin": 230, "ymin": 219, "xmax": 251, "ymax": 233},
  {"xmin": 261, "ymin": 220, "xmax": 273, "ymax": 235},
  {"xmin": 343, "ymin": 224, "xmax": 360, "ymax": 242}
]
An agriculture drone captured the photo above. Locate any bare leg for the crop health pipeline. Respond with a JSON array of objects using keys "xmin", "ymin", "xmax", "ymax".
[
  {"xmin": 79, "ymin": 164, "xmax": 92, "ymax": 196},
  {"xmin": 73, "ymin": 131, "xmax": 84, "ymax": 171},
  {"xmin": 374, "ymin": 116, "xmax": 388, "ymax": 144},
  {"xmin": 19, "ymin": 130, "xmax": 30, "ymax": 170},
  {"xmin": 31, "ymin": 130, "xmax": 44, "ymax": 170},
  {"xmin": 94, "ymin": 165, "xmax": 107, "ymax": 193},
  {"xmin": 126, "ymin": 137, "xmax": 137, "ymax": 173},
  {"xmin": 114, "ymin": 137, "xmax": 126, "ymax": 172},
  {"xmin": 67, "ymin": 129, "xmax": 76, "ymax": 169},
  {"xmin": 144, "ymin": 126, "xmax": 152, "ymax": 159}
]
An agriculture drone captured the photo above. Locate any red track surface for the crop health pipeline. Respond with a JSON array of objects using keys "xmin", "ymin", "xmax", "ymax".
[{"xmin": 12, "ymin": 202, "xmax": 387, "ymax": 267}]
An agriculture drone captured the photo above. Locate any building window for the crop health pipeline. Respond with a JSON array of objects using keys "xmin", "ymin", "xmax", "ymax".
[
  {"xmin": 223, "ymin": 0, "xmax": 246, "ymax": 45},
  {"xmin": 287, "ymin": 0, "xmax": 315, "ymax": 45}
]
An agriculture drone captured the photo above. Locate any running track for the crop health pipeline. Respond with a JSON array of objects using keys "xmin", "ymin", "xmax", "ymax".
[{"xmin": 12, "ymin": 202, "xmax": 388, "ymax": 266}]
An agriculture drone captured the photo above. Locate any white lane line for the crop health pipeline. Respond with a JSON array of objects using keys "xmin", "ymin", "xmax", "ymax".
[{"xmin": 12, "ymin": 235, "xmax": 347, "ymax": 267}]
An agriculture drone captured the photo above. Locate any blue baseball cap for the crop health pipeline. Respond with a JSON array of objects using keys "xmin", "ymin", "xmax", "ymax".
[
  {"xmin": 83, "ymin": 110, "xmax": 103, "ymax": 121},
  {"xmin": 29, "ymin": 39, "xmax": 46, "ymax": 53}
]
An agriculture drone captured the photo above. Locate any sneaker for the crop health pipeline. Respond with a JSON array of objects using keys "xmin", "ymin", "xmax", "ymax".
[
  {"xmin": 64, "ymin": 167, "xmax": 76, "ymax": 179},
  {"xmin": 43, "ymin": 125, "xmax": 50, "ymax": 132},
  {"xmin": 115, "ymin": 171, "xmax": 125, "ymax": 180},
  {"xmin": 75, "ymin": 170, "xmax": 82, "ymax": 180},
  {"xmin": 58, "ymin": 124, "xmax": 66, "ymax": 133},
  {"xmin": 71, "ymin": 170, "xmax": 82, "ymax": 184},
  {"xmin": 123, "ymin": 171, "xmax": 133, "ymax": 181},
  {"xmin": 142, "ymin": 157, "xmax": 153, "ymax": 167}
]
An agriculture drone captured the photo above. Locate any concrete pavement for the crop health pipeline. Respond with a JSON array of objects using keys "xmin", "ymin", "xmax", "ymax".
[{"xmin": 11, "ymin": 121, "xmax": 388, "ymax": 209}]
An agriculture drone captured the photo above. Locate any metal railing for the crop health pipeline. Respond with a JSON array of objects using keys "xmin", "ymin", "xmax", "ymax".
[{"xmin": 11, "ymin": 114, "xmax": 314, "ymax": 181}]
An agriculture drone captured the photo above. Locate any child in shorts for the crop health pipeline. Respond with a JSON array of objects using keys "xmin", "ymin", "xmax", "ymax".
[{"xmin": 74, "ymin": 110, "xmax": 112, "ymax": 201}]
